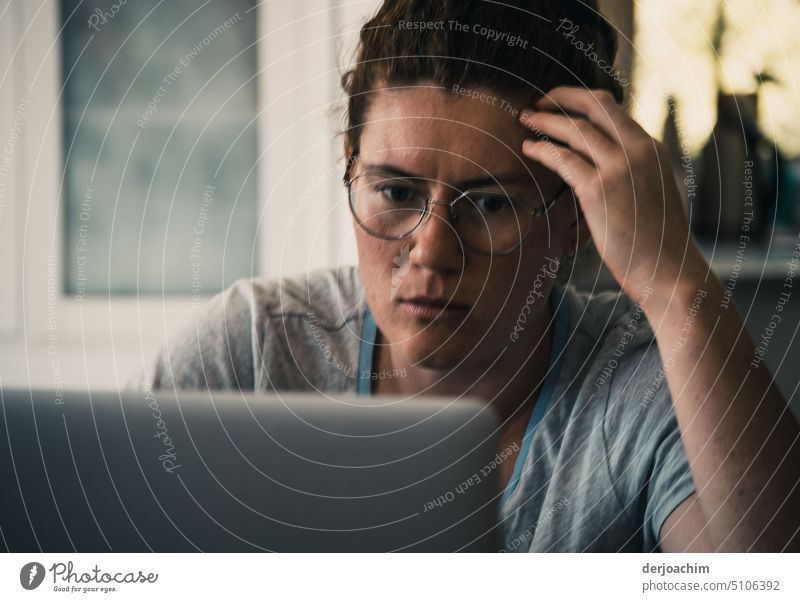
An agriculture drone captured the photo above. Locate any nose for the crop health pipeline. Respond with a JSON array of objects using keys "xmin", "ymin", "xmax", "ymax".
[{"xmin": 407, "ymin": 199, "xmax": 464, "ymax": 273}]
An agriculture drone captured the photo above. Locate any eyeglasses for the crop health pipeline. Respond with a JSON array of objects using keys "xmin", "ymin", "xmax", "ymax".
[{"xmin": 343, "ymin": 150, "xmax": 569, "ymax": 256}]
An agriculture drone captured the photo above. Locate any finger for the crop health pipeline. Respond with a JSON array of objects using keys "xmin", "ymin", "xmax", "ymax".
[
  {"xmin": 519, "ymin": 110, "xmax": 617, "ymax": 166},
  {"xmin": 535, "ymin": 87, "xmax": 635, "ymax": 142},
  {"xmin": 521, "ymin": 137, "xmax": 596, "ymax": 191}
]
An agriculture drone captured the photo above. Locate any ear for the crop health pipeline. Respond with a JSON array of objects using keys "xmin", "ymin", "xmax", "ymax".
[{"xmin": 343, "ymin": 137, "xmax": 355, "ymax": 184}]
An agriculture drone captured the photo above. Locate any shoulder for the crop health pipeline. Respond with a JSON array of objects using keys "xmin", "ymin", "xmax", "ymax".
[
  {"xmin": 192, "ymin": 264, "xmax": 363, "ymax": 332},
  {"xmin": 240, "ymin": 264, "xmax": 367, "ymax": 391},
  {"xmin": 247, "ymin": 266, "xmax": 364, "ymax": 327},
  {"xmin": 206, "ymin": 264, "xmax": 365, "ymax": 329},
  {"xmin": 133, "ymin": 265, "xmax": 365, "ymax": 391}
]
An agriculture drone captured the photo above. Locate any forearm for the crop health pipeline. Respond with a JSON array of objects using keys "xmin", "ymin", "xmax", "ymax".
[{"xmin": 645, "ymin": 266, "xmax": 800, "ymax": 551}]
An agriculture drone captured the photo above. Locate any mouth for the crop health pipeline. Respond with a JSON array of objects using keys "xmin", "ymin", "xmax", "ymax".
[{"xmin": 398, "ymin": 295, "xmax": 471, "ymax": 321}]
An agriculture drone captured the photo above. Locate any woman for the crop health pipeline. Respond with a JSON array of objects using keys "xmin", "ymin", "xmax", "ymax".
[{"xmin": 133, "ymin": 0, "xmax": 800, "ymax": 552}]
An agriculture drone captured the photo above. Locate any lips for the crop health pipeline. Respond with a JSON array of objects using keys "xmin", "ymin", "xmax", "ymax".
[
  {"xmin": 400, "ymin": 295, "xmax": 470, "ymax": 309},
  {"xmin": 398, "ymin": 295, "xmax": 471, "ymax": 321}
]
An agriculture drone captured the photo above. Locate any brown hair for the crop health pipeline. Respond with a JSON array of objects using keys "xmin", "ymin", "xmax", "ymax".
[{"xmin": 339, "ymin": 0, "xmax": 624, "ymax": 155}]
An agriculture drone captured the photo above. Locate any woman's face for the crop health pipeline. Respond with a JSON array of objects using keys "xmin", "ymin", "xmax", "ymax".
[{"xmin": 349, "ymin": 82, "xmax": 582, "ymax": 372}]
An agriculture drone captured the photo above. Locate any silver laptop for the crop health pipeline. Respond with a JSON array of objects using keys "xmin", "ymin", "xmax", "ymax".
[{"xmin": 0, "ymin": 388, "xmax": 501, "ymax": 552}]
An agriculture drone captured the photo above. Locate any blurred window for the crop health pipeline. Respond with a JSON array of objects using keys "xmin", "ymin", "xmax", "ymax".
[{"xmin": 59, "ymin": 0, "xmax": 259, "ymax": 295}]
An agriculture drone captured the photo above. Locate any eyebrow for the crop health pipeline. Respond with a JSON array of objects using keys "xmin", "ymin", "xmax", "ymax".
[{"xmin": 359, "ymin": 163, "xmax": 531, "ymax": 189}]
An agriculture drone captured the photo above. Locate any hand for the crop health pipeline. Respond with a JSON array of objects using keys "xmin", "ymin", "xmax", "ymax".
[{"xmin": 519, "ymin": 86, "xmax": 707, "ymax": 303}]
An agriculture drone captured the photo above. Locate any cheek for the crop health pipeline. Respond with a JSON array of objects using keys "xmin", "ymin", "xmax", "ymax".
[
  {"xmin": 468, "ymin": 264, "xmax": 526, "ymax": 322},
  {"xmin": 354, "ymin": 229, "xmax": 396, "ymax": 305}
]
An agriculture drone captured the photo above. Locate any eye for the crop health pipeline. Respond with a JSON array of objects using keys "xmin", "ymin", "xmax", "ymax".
[
  {"xmin": 377, "ymin": 184, "xmax": 416, "ymax": 204},
  {"xmin": 471, "ymin": 193, "xmax": 513, "ymax": 215}
]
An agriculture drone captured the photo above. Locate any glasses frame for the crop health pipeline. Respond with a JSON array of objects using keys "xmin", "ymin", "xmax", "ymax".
[{"xmin": 343, "ymin": 149, "xmax": 570, "ymax": 256}]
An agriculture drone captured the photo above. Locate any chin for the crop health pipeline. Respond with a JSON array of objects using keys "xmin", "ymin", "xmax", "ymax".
[{"xmin": 398, "ymin": 330, "xmax": 475, "ymax": 371}]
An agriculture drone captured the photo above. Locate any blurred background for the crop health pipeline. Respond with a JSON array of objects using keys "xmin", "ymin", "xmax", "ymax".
[{"xmin": 0, "ymin": 0, "xmax": 798, "ymax": 415}]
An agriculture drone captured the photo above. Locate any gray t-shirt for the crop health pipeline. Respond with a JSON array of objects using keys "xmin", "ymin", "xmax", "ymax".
[{"xmin": 128, "ymin": 265, "xmax": 696, "ymax": 552}]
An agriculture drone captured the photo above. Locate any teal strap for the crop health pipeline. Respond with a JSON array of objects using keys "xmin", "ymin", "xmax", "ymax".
[{"xmin": 357, "ymin": 306, "xmax": 377, "ymax": 396}]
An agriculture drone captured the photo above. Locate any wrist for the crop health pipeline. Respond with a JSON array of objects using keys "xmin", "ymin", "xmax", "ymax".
[{"xmin": 639, "ymin": 248, "xmax": 717, "ymax": 329}]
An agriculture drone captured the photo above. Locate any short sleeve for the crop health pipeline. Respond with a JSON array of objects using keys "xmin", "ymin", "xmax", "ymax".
[
  {"xmin": 643, "ymin": 400, "xmax": 696, "ymax": 551},
  {"xmin": 125, "ymin": 278, "xmax": 256, "ymax": 393}
]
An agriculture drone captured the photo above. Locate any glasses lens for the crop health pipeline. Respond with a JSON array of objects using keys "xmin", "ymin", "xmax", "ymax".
[
  {"xmin": 349, "ymin": 174, "xmax": 426, "ymax": 238},
  {"xmin": 455, "ymin": 191, "xmax": 531, "ymax": 254},
  {"xmin": 348, "ymin": 174, "xmax": 541, "ymax": 254}
]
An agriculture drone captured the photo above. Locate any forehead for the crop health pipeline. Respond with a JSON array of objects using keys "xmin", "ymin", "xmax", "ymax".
[{"xmin": 359, "ymin": 83, "xmax": 540, "ymax": 179}]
